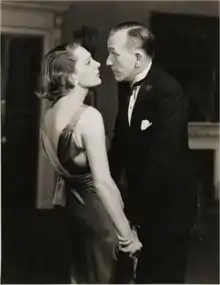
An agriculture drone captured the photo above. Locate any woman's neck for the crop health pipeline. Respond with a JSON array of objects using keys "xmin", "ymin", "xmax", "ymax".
[
  {"xmin": 56, "ymin": 85, "xmax": 89, "ymax": 110},
  {"xmin": 67, "ymin": 85, "xmax": 88, "ymax": 104}
]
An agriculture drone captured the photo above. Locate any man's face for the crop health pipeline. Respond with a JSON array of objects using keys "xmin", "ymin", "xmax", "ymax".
[{"xmin": 106, "ymin": 30, "xmax": 137, "ymax": 82}]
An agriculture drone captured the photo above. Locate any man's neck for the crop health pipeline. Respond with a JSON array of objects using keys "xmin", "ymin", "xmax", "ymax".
[{"xmin": 132, "ymin": 59, "xmax": 152, "ymax": 85}]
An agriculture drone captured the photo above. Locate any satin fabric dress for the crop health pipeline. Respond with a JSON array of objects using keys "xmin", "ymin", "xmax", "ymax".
[{"xmin": 53, "ymin": 105, "xmax": 118, "ymax": 284}]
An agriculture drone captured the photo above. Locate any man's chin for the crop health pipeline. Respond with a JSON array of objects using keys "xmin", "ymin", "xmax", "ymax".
[{"xmin": 114, "ymin": 75, "xmax": 124, "ymax": 82}]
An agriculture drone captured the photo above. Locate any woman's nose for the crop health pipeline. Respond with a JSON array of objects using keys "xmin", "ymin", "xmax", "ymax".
[
  {"xmin": 94, "ymin": 60, "xmax": 100, "ymax": 68},
  {"xmin": 96, "ymin": 61, "xmax": 101, "ymax": 68}
]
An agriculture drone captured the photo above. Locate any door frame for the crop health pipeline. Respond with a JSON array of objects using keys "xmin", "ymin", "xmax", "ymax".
[{"xmin": 1, "ymin": 1, "xmax": 71, "ymax": 208}]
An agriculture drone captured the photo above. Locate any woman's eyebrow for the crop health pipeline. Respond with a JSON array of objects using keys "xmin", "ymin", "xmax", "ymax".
[
  {"xmin": 84, "ymin": 55, "xmax": 92, "ymax": 62},
  {"xmin": 108, "ymin": 47, "xmax": 116, "ymax": 52}
]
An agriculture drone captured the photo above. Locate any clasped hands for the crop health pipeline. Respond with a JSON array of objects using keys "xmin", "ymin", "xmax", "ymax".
[{"xmin": 118, "ymin": 227, "xmax": 142, "ymax": 258}]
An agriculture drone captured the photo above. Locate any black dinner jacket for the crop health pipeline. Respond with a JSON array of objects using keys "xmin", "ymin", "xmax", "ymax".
[
  {"xmin": 109, "ymin": 64, "xmax": 197, "ymax": 232},
  {"xmin": 109, "ymin": 64, "xmax": 192, "ymax": 193}
]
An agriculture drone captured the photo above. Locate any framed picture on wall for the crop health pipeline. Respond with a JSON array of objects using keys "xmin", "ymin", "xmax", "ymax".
[{"xmin": 150, "ymin": 12, "xmax": 219, "ymax": 122}]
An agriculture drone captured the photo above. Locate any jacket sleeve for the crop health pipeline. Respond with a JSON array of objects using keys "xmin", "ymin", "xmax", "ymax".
[
  {"xmin": 142, "ymin": 80, "xmax": 189, "ymax": 184},
  {"xmin": 109, "ymin": 84, "xmax": 127, "ymax": 184}
]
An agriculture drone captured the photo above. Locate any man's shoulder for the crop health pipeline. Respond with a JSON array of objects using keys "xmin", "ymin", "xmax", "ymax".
[{"xmin": 151, "ymin": 64, "xmax": 183, "ymax": 94}]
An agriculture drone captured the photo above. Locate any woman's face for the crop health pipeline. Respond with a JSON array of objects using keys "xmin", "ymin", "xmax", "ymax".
[{"xmin": 73, "ymin": 46, "xmax": 101, "ymax": 88}]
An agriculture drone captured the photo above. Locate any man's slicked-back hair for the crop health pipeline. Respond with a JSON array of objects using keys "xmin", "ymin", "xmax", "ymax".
[{"xmin": 111, "ymin": 21, "xmax": 155, "ymax": 58}]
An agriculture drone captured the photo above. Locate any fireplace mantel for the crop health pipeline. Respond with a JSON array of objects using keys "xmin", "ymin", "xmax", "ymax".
[
  {"xmin": 188, "ymin": 122, "xmax": 220, "ymax": 199},
  {"xmin": 189, "ymin": 122, "xmax": 219, "ymax": 138}
]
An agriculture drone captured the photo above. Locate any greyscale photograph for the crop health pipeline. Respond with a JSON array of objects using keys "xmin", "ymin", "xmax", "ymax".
[{"xmin": 1, "ymin": 0, "xmax": 219, "ymax": 284}]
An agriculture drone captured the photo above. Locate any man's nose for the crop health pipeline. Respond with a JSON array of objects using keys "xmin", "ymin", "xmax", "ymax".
[{"xmin": 106, "ymin": 55, "xmax": 112, "ymax": 66}]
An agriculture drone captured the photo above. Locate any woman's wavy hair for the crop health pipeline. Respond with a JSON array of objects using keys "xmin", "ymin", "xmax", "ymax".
[
  {"xmin": 36, "ymin": 26, "xmax": 99, "ymax": 103},
  {"xmin": 36, "ymin": 42, "xmax": 80, "ymax": 103}
]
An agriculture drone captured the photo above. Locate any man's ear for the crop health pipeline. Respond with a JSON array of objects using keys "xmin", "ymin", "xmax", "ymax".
[{"xmin": 135, "ymin": 52, "xmax": 142, "ymax": 68}]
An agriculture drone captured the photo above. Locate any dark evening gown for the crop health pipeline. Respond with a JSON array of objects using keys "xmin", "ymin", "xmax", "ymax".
[{"xmin": 55, "ymin": 105, "xmax": 118, "ymax": 284}]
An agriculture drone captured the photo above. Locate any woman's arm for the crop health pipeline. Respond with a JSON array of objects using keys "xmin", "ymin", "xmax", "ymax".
[{"xmin": 81, "ymin": 108, "xmax": 133, "ymax": 243}]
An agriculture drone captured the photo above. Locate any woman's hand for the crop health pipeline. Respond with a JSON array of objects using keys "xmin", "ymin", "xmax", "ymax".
[{"xmin": 118, "ymin": 228, "xmax": 142, "ymax": 257}]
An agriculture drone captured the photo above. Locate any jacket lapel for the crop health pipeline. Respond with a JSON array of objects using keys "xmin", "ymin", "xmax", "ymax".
[
  {"xmin": 118, "ymin": 82, "xmax": 130, "ymax": 130},
  {"xmin": 130, "ymin": 65, "xmax": 155, "ymax": 128}
]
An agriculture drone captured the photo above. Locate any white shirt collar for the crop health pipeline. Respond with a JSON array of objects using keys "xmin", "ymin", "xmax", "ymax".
[{"xmin": 132, "ymin": 60, "xmax": 152, "ymax": 86}]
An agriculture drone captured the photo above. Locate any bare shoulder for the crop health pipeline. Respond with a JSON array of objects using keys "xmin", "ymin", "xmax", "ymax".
[
  {"xmin": 43, "ymin": 108, "xmax": 56, "ymax": 130},
  {"xmin": 81, "ymin": 106, "xmax": 103, "ymax": 125},
  {"xmin": 43, "ymin": 107, "xmax": 67, "ymax": 134},
  {"xmin": 80, "ymin": 106, "xmax": 104, "ymax": 137}
]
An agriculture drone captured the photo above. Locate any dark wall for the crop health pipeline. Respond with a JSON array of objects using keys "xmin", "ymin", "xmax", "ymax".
[{"xmin": 61, "ymin": 1, "xmax": 218, "ymax": 139}]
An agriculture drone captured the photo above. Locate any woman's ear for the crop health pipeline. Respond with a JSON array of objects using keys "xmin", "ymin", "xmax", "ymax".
[{"xmin": 69, "ymin": 74, "xmax": 78, "ymax": 86}]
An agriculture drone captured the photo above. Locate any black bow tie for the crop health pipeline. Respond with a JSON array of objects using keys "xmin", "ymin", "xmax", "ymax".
[
  {"xmin": 131, "ymin": 78, "xmax": 145, "ymax": 88},
  {"xmin": 128, "ymin": 78, "xmax": 145, "ymax": 97}
]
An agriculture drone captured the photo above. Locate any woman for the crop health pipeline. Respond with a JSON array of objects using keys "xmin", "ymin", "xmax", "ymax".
[{"xmin": 37, "ymin": 41, "xmax": 142, "ymax": 284}]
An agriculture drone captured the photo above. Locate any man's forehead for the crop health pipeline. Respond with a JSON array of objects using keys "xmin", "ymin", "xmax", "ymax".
[{"xmin": 108, "ymin": 30, "xmax": 128, "ymax": 47}]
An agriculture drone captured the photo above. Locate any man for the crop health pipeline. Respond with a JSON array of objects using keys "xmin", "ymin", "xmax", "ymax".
[{"xmin": 107, "ymin": 21, "xmax": 196, "ymax": 283}]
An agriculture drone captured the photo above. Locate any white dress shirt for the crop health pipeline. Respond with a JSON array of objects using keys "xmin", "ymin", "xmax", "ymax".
[{"xmin": 128, "ymin": 61, "xmax": 152, "ymax": 125}]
